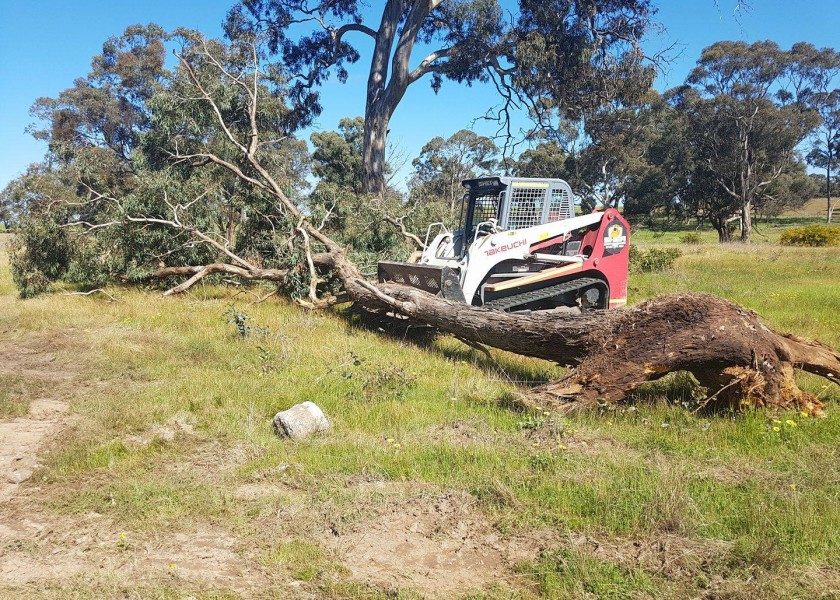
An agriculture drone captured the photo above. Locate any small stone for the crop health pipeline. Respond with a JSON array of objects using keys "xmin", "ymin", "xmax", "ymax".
[
  {"xmin": 272, "ymin": 402, "xmax": 330, "ymax": 439},
  {"xmin": 8, "ymin": 469, "xmax": 33, "ymax": 484}
]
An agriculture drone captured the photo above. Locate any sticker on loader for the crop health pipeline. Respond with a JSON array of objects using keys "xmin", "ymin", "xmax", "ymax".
[{"xmin": 603, "ymin": 222, "xmax": 627, "ymax": 255}]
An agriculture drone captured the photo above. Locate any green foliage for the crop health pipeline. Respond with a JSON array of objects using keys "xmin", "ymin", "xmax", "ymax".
[
  {"xmin": 13, "ymin": 26, "xmax": 309, "ymax": 298},
  {"xmin": 310, "ymin": 117, "xmax": 366, "ymax": 194},
  {"xmin": 224, "ymin": 305, "xmax": 269, "ymax": 337},
  {"xmin": 629, "ymin": 245, "xmax": 682, "ymax": 273},
  {"xmin": 409, "ymin": 129, "xmax": 498, "ymax": 220},
  {"xmin": 10, "ymin": 216, "xmax": 72, "ymax": 298},
  {"xmin": 513, "ymin": 141, "xmax": 570, "ymax": 180},
  {"xmin": 780, "ymin": 225, "xmax": 840, "ymax": 247},
  {"xmin": 680, "ymin": 232, "xmax": 702, "ymax": 245}
]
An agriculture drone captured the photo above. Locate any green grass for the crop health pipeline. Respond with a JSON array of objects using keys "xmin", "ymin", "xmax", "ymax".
[
  {"xmin": 1, "ymin": 226, "xmax": 839, "ymax": 599},
  {"xmin": 520, "ymin": 549, "xmax": 665, "ymax": 599},
  {"xmin": 0, "ymin": 374, "xmax": 33, "ymax": 418}
]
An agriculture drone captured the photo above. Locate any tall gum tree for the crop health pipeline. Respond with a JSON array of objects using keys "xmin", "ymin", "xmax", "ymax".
[
  {"xmin": 791, "ymin": 43, "xmax": 840, "ymax": 223},
  {"xmin": 683, "ymin": 41, "xmax": 824, "ymax": 242},
  {"xmin": 225, "ymin": 0, "xmax": 656, "ymax": 196}
]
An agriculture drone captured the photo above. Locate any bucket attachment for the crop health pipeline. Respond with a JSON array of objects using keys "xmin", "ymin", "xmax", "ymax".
[{"xmin": 377, "ymin": 261, "xmax": 466, "ymax": 303}]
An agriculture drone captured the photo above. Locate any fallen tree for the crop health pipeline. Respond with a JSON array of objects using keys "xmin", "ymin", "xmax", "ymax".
[
  {"xmin": 308, "ymin": 252, "xmax": 840, "ymax": 414},
  {"xmin": 39, "ymin": 35, "xmax": 840, "ymax": 413}
]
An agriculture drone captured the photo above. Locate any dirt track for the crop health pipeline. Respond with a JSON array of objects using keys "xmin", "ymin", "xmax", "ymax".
[{"xmin": 0, "ymin": 333, "xmax": 542, "ymax": 597}]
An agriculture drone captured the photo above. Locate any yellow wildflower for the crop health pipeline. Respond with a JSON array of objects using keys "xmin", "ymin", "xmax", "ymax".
[
  {"xmin": 786, "ymin": 420, "xmax": 797, "ymax": 427},
  {"xmin": 772, "ymin": 426, "xmax": 780, "ymax": 432},
  {"xmin": 393, "ymin": 443, "xmax": 401, "ymax": 449},
  {"xmin": 790, "ymin": 483, "xmax": 796, "ymax": 490}
]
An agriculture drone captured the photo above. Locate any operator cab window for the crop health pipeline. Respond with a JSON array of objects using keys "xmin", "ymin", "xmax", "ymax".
[
  {"xmin": 465, "ymin": 192, "xmax": 502, "ymax": 244},
  {"xmin": 506, "ymin": 187, "xmax": 547, "ymax": 230}
]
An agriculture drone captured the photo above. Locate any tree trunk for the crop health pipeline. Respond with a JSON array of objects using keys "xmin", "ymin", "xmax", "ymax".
[
  {"xmin": 362, "ymin": 105, "xmax": 389, "ymax": 197},
  {"xmin": 740, "ymin": 200, "xmax": 752, "ymax": 243},
  {"xmin": 827, "ymin": 160, "xmax": 833, "ymax": 224},
  {"xmin": 710, "ymin": 216, "xmax": 730, "ymax": 243},
  {"xmin": 315, "ymin": 252, "xmax": 840, "ymax": 414}
]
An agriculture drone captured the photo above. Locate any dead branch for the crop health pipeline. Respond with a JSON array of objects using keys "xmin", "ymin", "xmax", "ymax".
[
  {"xmin": 61, "ymin": 288, "xmax": 118, "ymax": 302},
  {"xmin": 149, "ymin": 263, "xmax": 288, "ymax": 296},
  {"xmin": 384, "ymin": 215, "xmax": 425, "ymax": 250}
]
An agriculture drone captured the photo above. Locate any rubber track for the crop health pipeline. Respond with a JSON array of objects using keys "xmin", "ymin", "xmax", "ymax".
[{"xmin": 484, "ymin": 277, "xmax": 603, "ymax": 311}]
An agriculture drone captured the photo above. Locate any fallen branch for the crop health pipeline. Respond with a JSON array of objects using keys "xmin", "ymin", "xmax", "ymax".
[
  {"xmin": 61, "ymin": 288, "xmax": 119, "ymax": 302},
  {"xmin": 149, "ymin": 263, "xmax": 289, "ymax": 296},
  {"xmin": 384, "ymin": 215, "xmax": 425, "ymax": 250}
]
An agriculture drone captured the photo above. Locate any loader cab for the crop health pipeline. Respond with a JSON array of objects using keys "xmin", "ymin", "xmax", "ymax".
[{"xmin": 458, "ymin": 177, "xmax": 576, "ymax": 254}]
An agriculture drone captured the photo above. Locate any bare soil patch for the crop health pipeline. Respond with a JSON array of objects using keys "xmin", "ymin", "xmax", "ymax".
[
  {"xmin": 328, "ymin": 490, "xmax": 553, "ymax": 597},
  {"xmin": 0, "ymin": 332, "xmax": 269, "ymax": 597},
  {"xmin": 0, "ymin": 334, "xmax": 79, "ymax": 502},
  {"xmin": 0, "ymin": 509, "xmax": 259, "ymax": 594}
]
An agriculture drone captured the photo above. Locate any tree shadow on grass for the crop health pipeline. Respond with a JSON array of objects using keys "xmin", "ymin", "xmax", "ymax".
[
  {"xmin": 623, "ymin": 371, "xmax": 746, "ymax": 416},
  {"xmin": 337, "ymin": 306, "xmax": 559, "ymax": 388}
]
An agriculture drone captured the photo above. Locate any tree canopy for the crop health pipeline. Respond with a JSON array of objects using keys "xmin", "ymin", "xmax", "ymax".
[
  {"xmin": 409, "ymin": 129, "xmax": 499, "ymax": 217},
  {"xmin": 225, "ymin": 0, "xmax": 657, "ymax": 196}
]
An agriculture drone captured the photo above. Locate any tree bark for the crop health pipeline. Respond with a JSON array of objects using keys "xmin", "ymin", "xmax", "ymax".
[
  {"xmin": 710, "ymin": 215, "xmax": 731, "ymax": 243},
  {"xmin": 740, "ymin": 200, "xmax": 752, "ymax": 243},
  {"xmin": 827, "ymin": 155, "xmax": 833, "ymax": 224},
  {"xmin": 359, "ymin": 0, "xmax": 443, "ymax": 196},
  {"xmin": 362, "ymin": 104, "xmax": 390, "ymax": 197},
  {"xmin": 315, "ymin": 252, "xmax": 840, "ymax": 414}
]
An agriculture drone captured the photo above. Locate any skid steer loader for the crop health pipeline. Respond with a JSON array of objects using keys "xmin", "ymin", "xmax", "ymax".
[{"xmin": 378, "ymin": 176, "xmax": 629, "ymax": 311}]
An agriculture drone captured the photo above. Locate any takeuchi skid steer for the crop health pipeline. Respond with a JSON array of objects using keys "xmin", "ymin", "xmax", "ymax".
[{"xmin": 378, "ymin": 176, "xmax": 629, "ymax": 311}]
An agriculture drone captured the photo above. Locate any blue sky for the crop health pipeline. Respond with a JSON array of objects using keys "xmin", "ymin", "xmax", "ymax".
[{"xmin": 1, "ymin": 0, "xmax": 838, "ymax": 191}]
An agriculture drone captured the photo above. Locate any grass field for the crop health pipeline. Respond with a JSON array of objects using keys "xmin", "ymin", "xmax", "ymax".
[{"xmin": 0, "ymin": 219, "xmax": 839, "ymax": 599}]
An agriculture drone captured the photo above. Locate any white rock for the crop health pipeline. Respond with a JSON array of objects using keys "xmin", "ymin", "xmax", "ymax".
[
  {"xmin": 272, "ymin": 402, "xmax": 330, "ymax": 439},
  {"xmin": 8, "ymin": 468, "xmax": 33, "ymax": 484}
]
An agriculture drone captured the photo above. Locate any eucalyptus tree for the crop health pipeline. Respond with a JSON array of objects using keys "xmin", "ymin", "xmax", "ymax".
[
  {"xmin": 410, "ymin": 129, "xmax": 498, "ymax": 217},
  {"xmin": 776, "ymin": 42, "xmax": 840, "ymax": 222},
  {"xmin": 13, "ymin": 26, "xmax": 311, "ymax": 296},
  {"xmin": 226, "ymin": 0, "xmax": 656, "ymax": 196},
  {"xmin": 679, "ymin": 41, "xmax": 822, "ymax": 242},
  {"xmin": 310, "ymin": 117, "xmax": 366, "ymax": 195},
  {"xmin": 512, "ymin": 141, "xmax": 569, "ymax": 180}
]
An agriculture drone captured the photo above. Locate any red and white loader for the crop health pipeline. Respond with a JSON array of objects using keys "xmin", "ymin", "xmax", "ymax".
[{"xmin": 378, "ymin": 176, "xmax": 630, "ymax": 311}]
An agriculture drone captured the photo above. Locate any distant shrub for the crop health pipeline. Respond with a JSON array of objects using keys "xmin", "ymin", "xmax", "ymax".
[
  {"xmin": 10, "ymin": 267, "xmax": 51, "ymax": 299},
  {"xmin": 629, "ymin": 246, "xmax": 682, "ymax": 273},
  {"xmin": 779, "ymin": 225, "xmax": 840, "ymax": 247},
  {"xmin": 680, "ymin": 232, "xmax": 702, "ymax": 245}
]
